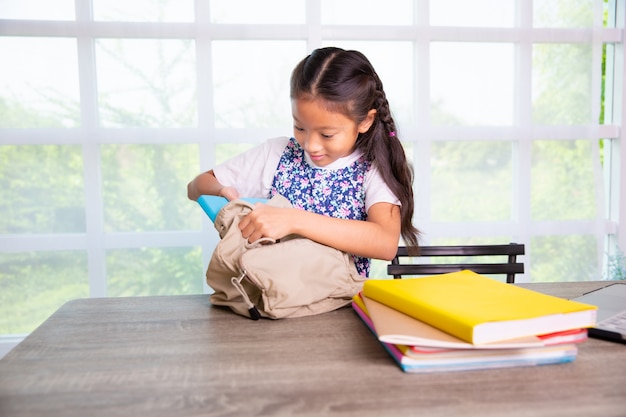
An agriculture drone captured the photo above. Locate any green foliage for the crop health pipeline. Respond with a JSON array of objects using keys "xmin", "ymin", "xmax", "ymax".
[
  {"xmin": 431, "ymin": 141, "xmax": 512, "ymax": 222},
  {"xmin": 0, "ymin": 252, "xmax": 89, "ymax": 334},
  {"xmin": 534, "ymin": 0, "xmax": 594, "ymax": 28},
  {"xmin": 101, "ymin": 144, "xmax": 200, "ymax": 232},
  {"xmin": 533, "ymin": 43, "xmax": 592, "ymax": 125},
  {"xmin": 0, "ymin": 145, "xmax": 85, "ymax": 233},
  {"xmin": 96, "ymin": 38, "xmax": 196, "ymax": 128},
  {"xmin": 605, "ymin": 247, "xmax": 626, "ymax": 281},
  {"xmin": 530, "ymin": 235, "xmax": 599, "ymax": 282},
  {"xmin": 530, "ymin": 140, "xmax": 597, "ymax": 221},
  {"xmin": 0, "ymin": 92, "xmax": 78, "ymax": 128},
  {"xmin": 106, "ymin": 248, "xmax": 204, "ymax": 297}
]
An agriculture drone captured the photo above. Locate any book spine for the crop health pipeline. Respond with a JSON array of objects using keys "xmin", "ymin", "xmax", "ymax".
[{"xmin": 351, "ymin": 301, "xmax": 410, "ymax": 372}]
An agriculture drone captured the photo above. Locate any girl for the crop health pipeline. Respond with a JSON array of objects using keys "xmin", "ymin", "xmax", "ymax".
[{"xmin": 188, "ymin": 47, "xmax": 419, "ymax": 277}]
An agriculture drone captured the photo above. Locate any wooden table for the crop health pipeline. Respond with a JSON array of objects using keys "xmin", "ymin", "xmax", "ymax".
[{"xmin": 1, "ymin": 281, "xmax": 625, "ymax": 417}]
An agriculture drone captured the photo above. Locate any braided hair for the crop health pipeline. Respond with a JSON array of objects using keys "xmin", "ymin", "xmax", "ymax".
[{"xmin": 290, "ymin": 47, "xmax": 420, "ymax": 251}]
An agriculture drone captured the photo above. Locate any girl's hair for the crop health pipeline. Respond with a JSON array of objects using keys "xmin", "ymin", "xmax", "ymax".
[{"xmin": 290, "ymin": 47, "xmax": 420, "ymax": 251}]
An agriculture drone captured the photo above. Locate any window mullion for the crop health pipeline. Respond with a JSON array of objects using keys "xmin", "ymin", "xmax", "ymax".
[
  {"xmin": 76, "ymin": 0, "xmax": 106, "ymax": 297},
  {"xmin": 306, "ymin": 0, "xmax": 322, "ymax": 50}
]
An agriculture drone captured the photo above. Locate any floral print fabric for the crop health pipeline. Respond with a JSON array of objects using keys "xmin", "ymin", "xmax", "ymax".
[{"xmin": 270, "ymin": 137, "xmax": 371, "ymax": 276}]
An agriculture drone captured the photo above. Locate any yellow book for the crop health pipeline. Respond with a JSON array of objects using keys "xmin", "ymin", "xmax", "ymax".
[{"xmin": 362, "ymin": 270, "xmax": 597, "ymax": 345}]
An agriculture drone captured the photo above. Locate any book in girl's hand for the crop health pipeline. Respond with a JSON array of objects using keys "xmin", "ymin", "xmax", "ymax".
[{"xmin": 197, "ymin": 195, "xmax": 268, "ymax": 222}]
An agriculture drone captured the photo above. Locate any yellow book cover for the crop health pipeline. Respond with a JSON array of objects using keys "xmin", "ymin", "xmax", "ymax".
[{"xmin": 362, "ymin": 270, "xmax": 597, "ymax": 345}]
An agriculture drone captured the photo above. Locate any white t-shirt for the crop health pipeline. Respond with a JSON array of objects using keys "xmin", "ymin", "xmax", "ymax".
[{"xmin": 213, "ymin": 136, "xmax": 400, "ymax": 213}]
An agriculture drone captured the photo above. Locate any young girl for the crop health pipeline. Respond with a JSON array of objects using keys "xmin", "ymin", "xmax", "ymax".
[{"xmin": 188, "ymin": 47, "xmax": 419, "ymax": 277}]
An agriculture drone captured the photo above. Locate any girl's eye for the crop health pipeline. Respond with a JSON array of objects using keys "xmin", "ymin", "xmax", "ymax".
[
  {"xmin": 321, "ymin": 134, "xmax": 333, "ymax": 139},
  {"xmin": 294, "ymin": 126, "xmax": 304, "ymax": 132}
]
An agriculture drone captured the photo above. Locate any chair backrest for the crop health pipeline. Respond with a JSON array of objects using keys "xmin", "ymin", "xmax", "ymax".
[{"xmin": 387, "ymin": 243, "xmax": 525, "ymax": 283}]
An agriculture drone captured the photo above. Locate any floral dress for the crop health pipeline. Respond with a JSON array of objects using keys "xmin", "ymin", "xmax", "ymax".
[{"xmin": 270, "ymin": 137, "xmax": 371, "ymax": 276}]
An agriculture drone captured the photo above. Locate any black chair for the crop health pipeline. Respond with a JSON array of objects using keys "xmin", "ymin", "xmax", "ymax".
[{"xmin": 387, "ymin": 243, "xmax": 525, "ymax": 283}]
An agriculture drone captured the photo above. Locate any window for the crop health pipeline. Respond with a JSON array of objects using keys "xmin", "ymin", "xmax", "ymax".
[{"xmin": 1, "ymin": 1, "xmax": 624, "ymax": 347}]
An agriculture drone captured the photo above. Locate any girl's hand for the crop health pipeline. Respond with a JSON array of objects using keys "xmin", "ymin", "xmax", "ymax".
[
  {"xmin": 238, "ymin": 205, "xmax": 293, "ymax": 243},
  {"xmin": 219, "ymin": 186, "xmax": 240, "ymax": 201},
  {"xmin": 187, "ymin": 170, "xmax": 240, "ymax": 201},
  {"xmin": 239, "ymin": 201, "xmax": 401, "ymax": 261}
]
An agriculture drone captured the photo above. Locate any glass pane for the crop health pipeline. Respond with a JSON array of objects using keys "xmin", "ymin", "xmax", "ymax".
[
  {"xmin": 321, "ymin": 41, "xmax": 415, "ymax": 127},
  {"xmin": 431, "ymin": 141, "xmax": 513, "ymax": 222},
  {"xmin": 210, "ymin": 0, "xmax": 305, "ymax": 24},
  {"xmin": 321, "ymin": 0, "xmax": 413, "ymax": 25},
  {"xmin": 605, "ymin": 246, "xmax": 626, "ymax": 280},
  {"xmin": 531, "ymin": 140, "xmax": 597, "ymax": 221},
  {"xmin": 106, "ymin": 247, "xmax": 203, "ymax": 296},
  {"xmin": 531, "ymin": 235, "xmax": 599, "ymax": 282},
  {"xmin": 431, "ymin": 0, "xmax": 515, "ymax": 28},
  {"xmin": 369, "ymin": 259, "xmax": 391, "ymax": 279},
  {"xmin": 401, "ymin": 142, "xmax": 414, "ymax": 165},
  {"xmin": 212, "ymin": 40, "xmax": 306, "ymax": 129},
  {"xmin": 93, "ymin": 0, "xmax": 193, "ymax": 22},
  {"xmin": 0, "ymin": 37, "xmax": 79, "ymax": 128},
  {"xmin": 431, "ymin": 237, "xmax": 518, "ymax": 246},
  {"xmin": 0, "ymin": 251, "xmax": 88, "ymax": 334},
  {"xmin": 0, "ymin": 145, "xmax": 85, "ymax": 233},
  {"xmin": 101, "ymin": 144, "xmax": 200, "ymax": 232},
  {"xmin": 532, "ymin": 43, "xmax": 592, "ymax": 125},
  {"xmin": 431, "ymin": 42, "xmax": 514, "ymax": 126},
  {"xmin": 533, "ymin": 0, "xmax": 595, "ymax": 28},
  {"xmin": 0, "ymin": 0, "xmax": 74, "ymax": 20},
  {"xmin": 96, "ymin": 39, "xmax": 197, "ymax": 128}
]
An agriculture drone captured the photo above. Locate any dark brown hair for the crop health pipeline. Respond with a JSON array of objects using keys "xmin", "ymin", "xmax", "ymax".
[{"xmin": 290, "ymin": 47, "xmax": 420, "ymax": 251}]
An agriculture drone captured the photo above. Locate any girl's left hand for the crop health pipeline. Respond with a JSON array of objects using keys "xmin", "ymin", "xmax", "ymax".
[{"xmin": 238, "ymin": 204, "xmax": 293, "ymax": 243}]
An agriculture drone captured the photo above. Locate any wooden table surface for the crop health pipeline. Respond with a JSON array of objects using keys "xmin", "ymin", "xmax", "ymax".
[{"xmin": 1, "ymin": 281, "xmax": 625, "ymax": 417}]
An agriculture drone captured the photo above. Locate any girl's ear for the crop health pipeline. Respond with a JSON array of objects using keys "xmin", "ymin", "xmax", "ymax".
[{"xmin": 358, "ymin": 109, "xmax": 377, "ymax": 133}]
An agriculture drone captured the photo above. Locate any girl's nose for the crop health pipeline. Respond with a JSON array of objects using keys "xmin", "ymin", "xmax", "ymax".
[{"xmin": 303, "ymin": 134, "xmax": 322, "ymax": 154}]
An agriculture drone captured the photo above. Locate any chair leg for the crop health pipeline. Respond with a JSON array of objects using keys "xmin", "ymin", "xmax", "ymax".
[{"xmin": 391, "ymin": 256, "xmax": 402, "ymax": 279}]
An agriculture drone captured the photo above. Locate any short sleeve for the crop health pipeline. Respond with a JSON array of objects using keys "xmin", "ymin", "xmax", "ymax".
[
  {"xmin": 364, "ymin": 165, "xmax": 401, "ymax": 213},
  {"xmin": 212, "ymin": 137, "xmax": 289, "ymax": 198}
]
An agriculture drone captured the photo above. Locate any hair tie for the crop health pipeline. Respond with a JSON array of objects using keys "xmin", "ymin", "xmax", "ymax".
[{"xmin": 388, "ymin": 131, "xmax": 396, "ymax": 138}]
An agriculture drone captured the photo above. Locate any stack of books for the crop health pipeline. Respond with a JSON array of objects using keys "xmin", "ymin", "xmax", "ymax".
[{"xmin": 352, "ymin": 270, "xmax": 598, "ymax": 373}]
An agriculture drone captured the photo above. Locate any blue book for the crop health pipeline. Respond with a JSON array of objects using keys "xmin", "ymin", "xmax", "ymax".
[{"xmin": 197, "ymin": 195, "xmax": 268, "ymax": 222}]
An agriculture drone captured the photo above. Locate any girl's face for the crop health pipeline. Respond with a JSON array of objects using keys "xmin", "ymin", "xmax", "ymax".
[{"xmin": 291, "ymin": 98, "xmax": 375, "ymax": 167}]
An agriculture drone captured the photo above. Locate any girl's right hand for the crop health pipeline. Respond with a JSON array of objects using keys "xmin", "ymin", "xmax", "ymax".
[
  {"xmin": 238, "ymin": 205, "xmax": 294, "ymax": 243},
  {"xmin": 219, "ymin": 186, "xmax": 240, "ymax": 201},
  {"xmin": 187, "ymin": 170, "xmax": 239, "ymax": 201}
]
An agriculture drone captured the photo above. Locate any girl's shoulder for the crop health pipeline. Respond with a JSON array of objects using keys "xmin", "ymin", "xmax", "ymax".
[
  {"xmin": 264, "ymin": 136, "xmax": 291, "ymax": 152},
  {"xmin": 261, "ymin": 136, "xmax": 291, "ymax": 166}
]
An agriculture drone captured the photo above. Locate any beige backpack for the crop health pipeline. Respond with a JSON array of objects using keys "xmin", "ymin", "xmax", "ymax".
[{"xmin": 206, "ymin": 194, "xmax": 366, "ymax": 319}]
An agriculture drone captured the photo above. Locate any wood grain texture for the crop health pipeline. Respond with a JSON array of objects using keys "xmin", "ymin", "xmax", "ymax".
[{"xmin": 1, "ymin": 282, "xmax": 625, "ymax": 417}]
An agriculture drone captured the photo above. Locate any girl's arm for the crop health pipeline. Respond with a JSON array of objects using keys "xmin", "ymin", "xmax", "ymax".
[
  {"xmin": 238, "ymin": 202, "xmax": 401, "ymax": 261},
  {"xmin": 187, "ymin": 170, "xmax": 240, "ymax": 201}
]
